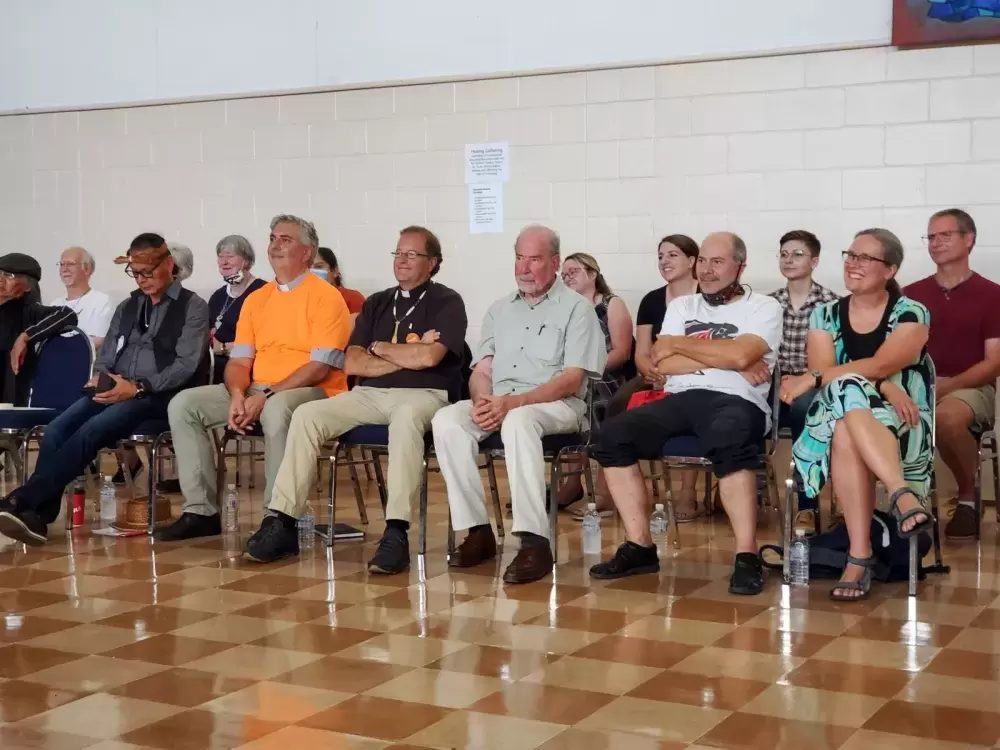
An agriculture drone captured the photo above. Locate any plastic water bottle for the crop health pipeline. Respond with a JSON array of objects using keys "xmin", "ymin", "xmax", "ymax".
[
  {"xmin": 649, "ymin": 503, "xmax": 668, "ymax": 550},
  {"xmin": 789, "ymin": 528, "xmax": 810, "ymax": 587},
  {"xmin": 298, "ymin": 507, "xmax": 315, "ymax": 549},
  {"xmin": 99, "ymin": 476, "xmax": 117, "ymax": 527},
  {"xmin": 223, "ymin": 484, "xmax": 239, "ymax": 533},
  {"xmin": 581, "ymin": 502, "xmax": 602, "ymax": 556}
]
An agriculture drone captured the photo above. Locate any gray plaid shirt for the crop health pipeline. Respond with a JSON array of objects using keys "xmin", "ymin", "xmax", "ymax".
[{"xmin": 769, "ymin": 282, "xmax": 839, "ymax": 376}]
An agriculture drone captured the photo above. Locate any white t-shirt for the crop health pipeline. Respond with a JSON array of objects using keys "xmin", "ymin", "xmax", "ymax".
[
  {"xmin": 49, "ymin": 289, "xmax": 114, "ymax": 340},
  {"xmin": 659, "ymin": 292, "xmax": 784, "ymax": 423}
]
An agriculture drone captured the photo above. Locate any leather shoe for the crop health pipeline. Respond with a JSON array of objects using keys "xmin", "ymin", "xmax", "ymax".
[
  {"xmin": 448, "ymin": 526, "xmax": 497, "ymax": 568},
  {"xmin": 153, "ymin": 512, "xmax": 221, "ymax": 542},
  {"xmin": 502, "ymin": 544, "xmax": 553, "ymax": 585}
]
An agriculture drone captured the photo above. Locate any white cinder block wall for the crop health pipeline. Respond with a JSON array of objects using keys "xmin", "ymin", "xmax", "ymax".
[{"xmin": 2, "ymin": 44, "xmax": 1000, "ymax": 346}]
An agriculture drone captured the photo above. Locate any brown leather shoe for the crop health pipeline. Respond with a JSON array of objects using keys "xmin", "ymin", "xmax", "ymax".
[
  {"xmin": 502, "ymin": 544, "xmax": 554, "ymax": 585},
  {"xmin": 448, "ymin": 526, "xmax": 497, "ymax": 568},
  {"xmin": 945, "ymin": 503, "xmax": 979, "ymax": 540}
]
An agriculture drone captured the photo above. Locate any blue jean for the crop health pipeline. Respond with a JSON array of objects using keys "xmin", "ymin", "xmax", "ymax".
[
  {"xmin": 780, "ymin": 388, "xmax": 819, "ymax": 512},
  {"xmin": 17, "ymin": 395, "xmax": 167, "ymax": 525}
]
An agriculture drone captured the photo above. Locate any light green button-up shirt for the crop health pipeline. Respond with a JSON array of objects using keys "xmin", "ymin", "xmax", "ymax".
[{"xmin": 472, "ymin": 279, "xmax": 607, "ymax": 418}]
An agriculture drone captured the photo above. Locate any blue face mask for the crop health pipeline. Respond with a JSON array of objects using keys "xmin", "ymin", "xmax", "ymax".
[{"xmin": 311, "ymin": 268, "xmax": 329, "ymax": 280}]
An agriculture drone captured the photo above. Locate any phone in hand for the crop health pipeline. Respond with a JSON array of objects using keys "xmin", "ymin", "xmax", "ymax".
[{"xmin": 84, "ymin": 371, "xmax": 115, "ymax": 395}]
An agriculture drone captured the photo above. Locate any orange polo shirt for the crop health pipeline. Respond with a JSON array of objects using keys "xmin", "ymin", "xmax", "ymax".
[{"xmin": 232, "ymin": 272, "xmax": 351, "ymax": 396}]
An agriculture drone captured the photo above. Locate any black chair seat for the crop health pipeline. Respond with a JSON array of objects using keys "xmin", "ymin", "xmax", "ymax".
[
  {"xmin": 479, "ymin": 431, "xmax": 586, "ymax": 454},
  {"xmin": 0, "ymin": 408, "xmax": 58, "ymax": 432},
  {"xmin": 340, "ymin": 425, "xmax": 390, "ymax": 447},
  {"xmin": 130, "ymin": 419, "xmax": 171, "ymax": 438}
]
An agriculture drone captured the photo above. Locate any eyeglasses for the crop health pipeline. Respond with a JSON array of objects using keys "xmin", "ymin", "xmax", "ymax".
[
  {"xmin": 390, "ymin": 251, "xmax": 429, "ymax": 261},
  {"xmin": 842, "ymin": 251, "xmax": 891, "ymax": 268},
  {"xmin": 124, "ymin": 259, "xmax": 165, "ymax": 279},
  {"xmin": 56, "ymin": 261, "xmax": 81, "ymax": 269},
  {"xmin": 561, "ymin": 267, "xmax": 583, "ymax": 280},
  {"xmin": 0, "ymin": 272, "xmax": 16, "ymax": 281},
  {"xmin": 777, "ymin": 249, "xmax": 809, "ymax": 260},
  {"xmin": 922, "ymin": 230, "xmax": 962, "ymax": 244}
]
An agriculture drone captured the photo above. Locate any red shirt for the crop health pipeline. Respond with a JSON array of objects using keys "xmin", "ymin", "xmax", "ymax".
[
  {"xmin": 904, "ymin": 272, "xmax": 1000, "ymax": 378},
  {"xmin": 337, "ymin": 287, "xmax": 365, "ymax": 315}
]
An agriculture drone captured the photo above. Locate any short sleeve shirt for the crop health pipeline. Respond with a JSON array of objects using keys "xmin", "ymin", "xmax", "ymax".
[
  {"xmin": 636, "ymin": 286, "xmax": 668, "ymax": 332},
  {"xmin": 49, "ymin": 289, "xmax": 114, "ymax": 340},
  {"xmin": 660, "ymin": 292, "xmax": 784, "ymax": 425},
  {"xmin": 904, "ymin": 273, "xmax": 1000, "ymax": 378},
  {"xmin": 474, "ymin": 280, "xmax": 607, "ymax": 416},
  {"xmin": 348, "ymin": 280, "xmax": 468, "ymax": 394}
]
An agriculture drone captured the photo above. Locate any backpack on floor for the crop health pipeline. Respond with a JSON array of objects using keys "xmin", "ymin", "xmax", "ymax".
[{"xmin": 759, "ymin": 509, "xmax": 936, "ymax": 583}]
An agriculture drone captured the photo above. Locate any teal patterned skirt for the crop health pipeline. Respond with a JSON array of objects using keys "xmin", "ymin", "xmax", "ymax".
[{"xmin": 792, "ymin": 374, "xmax": 933, "ymax": 500}]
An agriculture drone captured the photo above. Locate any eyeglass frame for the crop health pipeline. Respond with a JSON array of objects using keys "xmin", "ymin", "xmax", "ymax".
[
  {"xmin": 841, "ymin": 250, "xmax": 892, "ymax": 268},
  {"xmin": 776, "ymin": 248, "xmax": 811, "ymax": 260},
  {"xmin": 921, "ymin": 230, "xmax": 966, "ymax": 244},
  {"xmin": 390, "ymin": 250, "xmax": 430, "ymax": 261},
  {"xmin": 124, "ymin": 257, "xmax": 167, "ymax": 279}
]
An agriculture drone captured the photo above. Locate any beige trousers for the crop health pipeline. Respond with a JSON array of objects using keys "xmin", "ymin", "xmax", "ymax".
[
  {"xmin": 168, "ymin": 383, "xmax": 327, "ymax": 515},
  {"xmin": 430, "ymin": 400, "xmax": 580, "ymax": 539},
  {"xmin": 268, "ymin": 386, "xmax": 449, "ymax": 521}
]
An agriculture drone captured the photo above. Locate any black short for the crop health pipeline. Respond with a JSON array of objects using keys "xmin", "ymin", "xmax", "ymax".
[{"xmin": 591, "ymin": 389, "xmax": 767, "ymax": 478}]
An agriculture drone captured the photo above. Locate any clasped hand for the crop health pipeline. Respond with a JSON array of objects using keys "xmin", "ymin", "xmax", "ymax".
[
  {"xmin": 228, "ymin": 391, "xmax": 267, "ymax": 433},
  {"xmin": 92, "ymin": 373, "xmax": 139, "ymax": 404},
  {"xmin": 779, "ymin": 373, "xmax": 815, "ymax": 405},
  {"xmin": 472, "ymin": 394, "xmax": 518, "ymax": 432}
]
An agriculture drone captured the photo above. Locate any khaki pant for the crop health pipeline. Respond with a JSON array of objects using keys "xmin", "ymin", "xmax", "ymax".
[
  {"xmin": 947, "ymin": 385, "xmax": 996, "ymax": 431},
  {"xmin": 168, "ymin": 383, "xmax": 327, "ymax": 515},
  {"xmin": 431, "ymin": 399, "xmax": 580, "ymax": 539},
  {"xmin": 268, "ymin": 387, "xmax": 449, "ymax": 521}
]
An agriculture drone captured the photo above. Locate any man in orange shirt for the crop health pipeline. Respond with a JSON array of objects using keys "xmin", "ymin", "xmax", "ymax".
[{"xmin": 155, "ymin": 215, "xmax": 351, "ymax": 542}]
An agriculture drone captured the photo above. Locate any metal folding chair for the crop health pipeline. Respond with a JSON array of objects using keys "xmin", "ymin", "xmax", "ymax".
[
  {"xmin": 1, "ymin": 327, "xmax": 94, "ymax": 483},
  {"xmin": 973, "ymin": 427, "xmax": 999, "ymax": 539}
]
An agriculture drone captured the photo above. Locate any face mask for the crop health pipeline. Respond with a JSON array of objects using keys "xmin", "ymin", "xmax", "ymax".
[
  {"xmin": 311, "ymin": 268, "xmax": 329, "ymax": 280},
  {"xmin": 701, "ymin": 264, "xmax": 745, "ymax": 307},
  {"xmin": 223, "ymin": 269, "xmax": 245, "ymax": 285}
]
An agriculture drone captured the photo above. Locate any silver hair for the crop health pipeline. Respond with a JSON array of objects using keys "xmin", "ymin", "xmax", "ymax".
[
  {"xmin": 167, "ymin": 241, "xmax": 194, "ymax": 282},
  {"xmin": 270, "ymin": 214, "xmax": 319, "ymax": 249},
  {"xmin": 63, "ymin": 246, "xmax": 96, "ymax": 272},
  {"xmin": 515, "ymin": 224, "xmax": 560, "ymax": 257},
  {"xmin": 215, "ymin": 234, "xmax": 255, "ymax": 266},
  {"xmin": 731, "ymin": 233, "xmax": 747, "ymax": 265}
]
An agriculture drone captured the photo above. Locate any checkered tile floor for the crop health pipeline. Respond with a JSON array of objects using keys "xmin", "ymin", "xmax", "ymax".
[{"xmin": 2, "ymin": 466, "xmax": 1000, "ymax": 749}]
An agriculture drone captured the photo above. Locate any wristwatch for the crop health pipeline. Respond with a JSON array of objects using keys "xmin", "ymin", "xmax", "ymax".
[
  {"xmin": 262, "ymin": 387, "xmax": 276, "ymax": 400},
  {"xmin": 134, "ymin": 379, "xmax": 149, "ymax": 399},
  {"xmin": 367, "ymin": 341, "xmax": 379, "ymax": 357},
  {"xmin": 811, "ymin": 369, "xmax": 823, "ymax": 389}
]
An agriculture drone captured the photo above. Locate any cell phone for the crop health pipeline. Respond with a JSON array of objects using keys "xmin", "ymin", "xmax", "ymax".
[{"xmin": 85, "ymin": 371, "xmax": 115, "ymax": 395}]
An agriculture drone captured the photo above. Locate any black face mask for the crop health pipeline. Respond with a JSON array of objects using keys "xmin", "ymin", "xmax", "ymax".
[{"xmin": 701, "ymin": 264, "xmax": 745, "ymax": 306}]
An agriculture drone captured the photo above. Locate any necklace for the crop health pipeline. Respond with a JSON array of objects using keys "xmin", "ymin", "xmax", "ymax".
[{"xmin": 391, "ymin": 286, "xmax": 428, "ymax": 343}]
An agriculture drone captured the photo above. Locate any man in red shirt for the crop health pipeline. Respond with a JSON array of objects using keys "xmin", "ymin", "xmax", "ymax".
[{"xmin": 905, "ymin": 208, "xmax": 1000, "ymax": 539}]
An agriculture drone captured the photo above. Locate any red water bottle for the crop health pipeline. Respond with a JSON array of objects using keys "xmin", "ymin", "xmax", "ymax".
[{"xmin": 71, "ymin": 481, "xmax": 86, "ymax": 528}]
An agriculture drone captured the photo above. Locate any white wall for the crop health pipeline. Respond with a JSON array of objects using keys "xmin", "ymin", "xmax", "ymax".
[
  {"xmin": 0, "ymin": 0, "xmax": 891, "ymax": 112},
  {"xmin": 3, "ymin": 43, "xmax": 1000, "ymax": 346}
]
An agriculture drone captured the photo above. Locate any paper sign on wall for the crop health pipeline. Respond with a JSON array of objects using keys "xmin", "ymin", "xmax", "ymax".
[
  {"xmin": 468, "ymin": 183, "xmax": 503, "ymax": 234},
  {"xmin": 465, "ymin": 142, "xmax": 509, "ymax": 184}
]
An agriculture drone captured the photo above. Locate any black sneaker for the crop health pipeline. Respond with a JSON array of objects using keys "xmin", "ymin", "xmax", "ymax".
[
  {"xmin": 112, "ymin": 462, "xmax": 144, "ymax": 486},
  {"xmin": 153, "ymin": 512, "xmax": 221, "ymax": 542},
  {"xmin": 729, "ymin": 552, "xmax": 765, "ymax": 595},
  {"xmin": 244, "ymin": 515, "xmax": 299, "ymax": 563},
  {"xmin": 0, "ymin": 508, "xmax": 48, "ymax": 547},
  {"xmin": 367, "ymin": 527, "xmax": 410, "ymax": 575},
  {"xmin": 589, "ymin": 541, "xmax": 660, "ymax": 580},
  {"xmin": 156, "ymin": 478, "xmax": 182, "ymax": 494}
]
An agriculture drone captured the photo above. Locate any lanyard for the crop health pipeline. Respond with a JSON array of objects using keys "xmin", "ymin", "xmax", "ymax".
[{"xmin": 391, "ymin": 287, "xmax": 428, "ymax": 343}]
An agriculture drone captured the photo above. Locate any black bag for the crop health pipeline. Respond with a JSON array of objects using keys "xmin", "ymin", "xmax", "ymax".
[{"xmin": 760, "ymin": 509, "xmax": 941, "ymax": 583}]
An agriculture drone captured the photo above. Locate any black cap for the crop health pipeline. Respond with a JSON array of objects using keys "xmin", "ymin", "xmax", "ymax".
[{"xmin": 0, "ymin": 253, "xmax": 42, "ymax": 282}]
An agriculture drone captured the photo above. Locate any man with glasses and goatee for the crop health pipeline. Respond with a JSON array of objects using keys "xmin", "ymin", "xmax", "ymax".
[{"xmin": 0, "ymin": 233, "xmax": 210, "ymax": 547}]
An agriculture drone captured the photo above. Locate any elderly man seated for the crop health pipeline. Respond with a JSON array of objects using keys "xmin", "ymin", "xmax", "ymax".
[
  {"xmin": 243, "ymin": 225, "xmax": 467, "ymax": 566},
  {"xmin": 588, "ymin": 232, "xmax": 783, "ymax": 596},
  {"xmin": 0, "ymin": 234, "xmax": 209, "ymax": 546},
  {"xmin": 432, "ymin": 225, "xmax": 606, "ymax": 585},
  {"xmin": 155, "ymin": 215, "xmax": 351, "ymax": 542}
]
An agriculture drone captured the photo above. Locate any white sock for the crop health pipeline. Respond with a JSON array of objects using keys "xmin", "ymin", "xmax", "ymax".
[{"xmin": 957, "ymin": 498, "xmax": 976, "ymax": 509}]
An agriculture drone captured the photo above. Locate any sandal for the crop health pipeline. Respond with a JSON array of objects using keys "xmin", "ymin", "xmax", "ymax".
[
  {"xmin": 829, "ymin": 554, "xmax": 876, "ymax": 602},
  {"xmin": 889, "ymin": 486, "xmax": 932, "ymax": 539}
]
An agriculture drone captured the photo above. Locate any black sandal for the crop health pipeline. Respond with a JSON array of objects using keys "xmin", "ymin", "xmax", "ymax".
[
  {"xmin": 829, "ymin": 554, "xmax": 876, "ymax": 602},
  {"xmin": 889, "ymin": 486, "xmax": 932, "ymax": 539}
]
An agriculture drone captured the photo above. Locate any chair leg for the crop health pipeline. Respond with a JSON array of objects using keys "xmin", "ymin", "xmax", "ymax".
[
  {"xmin": 447, "ymin": 511, "xmax": 456, "ymax": 555},
  {"xmin": 783, "ymin": 459, "xmax": 796, "ymax": 585},
  {"xmin": 327, "ymin": 450, "xmax": 338, "ymax": 548},
  {"xmin": 907, "ymin": 534, "xmax": 919, "ymax": 598},
  {"xmin": 581, "ymin": 451, "xmax": 596, "ymax": 510},
  {"xmin": 215, "ymin": 436, "xmax": 228, "ymax": 521},
  {"xmin": 345, "ymin": 449, "xmax": 367, "ymax": 524},
  {"xmin": 930, "ymin": 478, "xmax": 944, "ymax": 570},
  {"xmin": 661, "ymin": 461, "xmax": 681, "ymax": 550},
  {"xmin": 549, "ymin": 454, "xmax": 561, "ymax": 565},
  {"xmin": 147, "ymin": 441, "xmax": 159, "ymax": 536},
  {"xmin": 648, "ymin": 460, "xmax": 660, "ymax": 501},
  {"xmin": 993, "ymin": 442, "xmax": 1000, "ymax": 524},
  {"xmin": 371, "ymin": 453, "xmax": 388, "ymax": 514},
  {"xmin": 418, "ymin": 454, "xmax": 429, "ymax": 556},
  {"xmin": 363, "ymin": 449, "xmax": 375, "ymax": 482},
  {"xmin": 975, "ymin": 441, "xmax": 984, "ymax": 541},
  {"xmin": 485, "ymin": 455, "xmax": 504, "ymax": 539},
  {"xmin": 704, "ymin": 469, "xmax": 713, "ymax": 514}
]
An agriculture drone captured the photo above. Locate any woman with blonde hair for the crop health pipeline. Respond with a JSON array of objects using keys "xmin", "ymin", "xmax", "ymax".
[{"xmin": 556, "ymin": 252, "xmax": 634, "ymax": 512}]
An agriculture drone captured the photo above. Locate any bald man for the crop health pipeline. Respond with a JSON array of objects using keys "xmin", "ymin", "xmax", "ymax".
[
  {"xmin": 589, "ymin": 232, "xmax": 784, "ymax": 596},
  {"xmin": 50, "ymin": 246, "xmax": 113, "ymax": 349}
]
